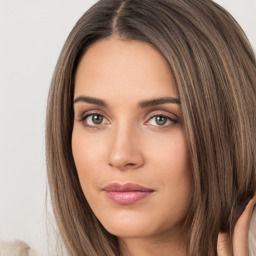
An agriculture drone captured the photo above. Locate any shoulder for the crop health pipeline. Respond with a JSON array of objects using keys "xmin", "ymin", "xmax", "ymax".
[{"xmin": 0, "ymin": 240, "xmax": 37, "ymax": 256}]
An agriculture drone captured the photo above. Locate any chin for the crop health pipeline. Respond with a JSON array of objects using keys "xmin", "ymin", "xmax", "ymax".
[
  {"xmin": 99, "ymin": 212, "xmax": 171, "ymax": 239},
  {"xmin": 99, "ymin": 211, "xmax": 150, "ymax": 236},
  {"xmin": 106, "ymin": 226, "xmax": 155, "ymax": 239}
]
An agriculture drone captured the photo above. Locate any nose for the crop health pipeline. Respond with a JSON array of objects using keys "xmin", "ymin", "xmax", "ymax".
[{"xmin": 107, "ymin": 125, "xmax": 145, "ymax": 171}]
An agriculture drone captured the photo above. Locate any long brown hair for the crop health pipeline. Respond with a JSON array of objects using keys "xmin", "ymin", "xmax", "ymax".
[{"xmin": 46, "ymin": 0, "xmax": 256, "ymax": 255}]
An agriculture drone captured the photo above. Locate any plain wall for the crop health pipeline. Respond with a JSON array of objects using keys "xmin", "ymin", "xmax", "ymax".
[{"xmin": 0, "ymin": 0, "xmax": 255, "ymax": 255}]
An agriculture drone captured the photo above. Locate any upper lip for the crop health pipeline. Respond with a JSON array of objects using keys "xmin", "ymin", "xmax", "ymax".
[{"xmin": 103, "ymin": 182, "xmax": 154, "ymax": 192}]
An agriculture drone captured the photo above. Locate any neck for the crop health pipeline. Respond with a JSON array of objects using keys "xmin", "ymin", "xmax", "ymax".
[{"xmin": 118, "ymin": 227, "xmax": 187, "ymax": 256}]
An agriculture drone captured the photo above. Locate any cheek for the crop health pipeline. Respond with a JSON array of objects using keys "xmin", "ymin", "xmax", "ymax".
[
  {"xmin": 71, "ymin": 126, "xmax": 193, "ymax": 237},
  {"xmin": 146, "ymin": 129, "xmax": 190, "ymax": 175},
  {"xmin": 71, "ymin": 128, "xmax": 104, "ymax": 189},
  {"xmin": 147, "ymin": 130, "xmax": 192, "ymax": 208}
]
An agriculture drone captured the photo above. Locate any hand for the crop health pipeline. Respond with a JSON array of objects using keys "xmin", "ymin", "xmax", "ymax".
[{"xmin": 217, "ymin": 194, "xmax": 256, "ymax": 256}]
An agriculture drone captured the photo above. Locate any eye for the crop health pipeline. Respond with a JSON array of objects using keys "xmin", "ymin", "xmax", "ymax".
[
  {"xmin": 80, "ymin": 113, "xmax": 109, "ymax": 127},
  {"xmin": 145, "ymin": 114, "xmax": 177, "ymax": 127}
]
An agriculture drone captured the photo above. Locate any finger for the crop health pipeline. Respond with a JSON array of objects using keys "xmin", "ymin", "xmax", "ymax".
[
  {"xmin": 233, "ymin": 194, "xmax": 256, "ymax": 256},
  {"xmin": 217, "ymin": 232, "xmax": 233, "ymax": 256}
]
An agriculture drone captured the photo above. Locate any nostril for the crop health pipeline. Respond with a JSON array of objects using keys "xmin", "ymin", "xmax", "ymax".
[
  {"xmin": 125, "ymin": 163, "xmax": 136, "ymax": 167},
  {"xmin": 107, "ymin": 143, "xmax": 145, "ymax": 170},
  {"xmin": 108, "ymin": 162, "xmax": 136, "ymax": 168},
  {"xmin": 108, "ymin": 159, "xmax": 142, "ymax": 170}
]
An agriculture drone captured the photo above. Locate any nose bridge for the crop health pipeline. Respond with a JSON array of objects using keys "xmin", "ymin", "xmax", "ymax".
[{"xmin": 108, "ymin": 120, "xmax": 144, "ymax": 170}]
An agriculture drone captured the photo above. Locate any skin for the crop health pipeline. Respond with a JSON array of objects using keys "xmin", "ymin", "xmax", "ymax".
[
  {"xmin": 217, "ymin": 194, "xmax": 256, "ymax": 256},
  {"xmin": 72, "ymin": 37, "xmax": 192, "ymax": 256},
  {"xmin": 71, "ymin": 37, "xmax": 255, "ymax": 255}
]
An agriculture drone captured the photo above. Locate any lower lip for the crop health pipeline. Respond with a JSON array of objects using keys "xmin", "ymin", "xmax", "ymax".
[{"xmin": 105, "ymin": 191, "xmax": 153, "ymax": 205}]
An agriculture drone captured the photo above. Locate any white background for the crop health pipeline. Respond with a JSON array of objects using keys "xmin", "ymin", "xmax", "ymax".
[{"xmin": 0, "ymin": 0, "xmax": 255, "ymax": 255}]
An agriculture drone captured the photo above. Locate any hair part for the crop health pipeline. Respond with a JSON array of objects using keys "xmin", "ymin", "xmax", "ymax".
[{"xmin": 46, "ymin": 0, "xmax": 256, "ymax": 255}]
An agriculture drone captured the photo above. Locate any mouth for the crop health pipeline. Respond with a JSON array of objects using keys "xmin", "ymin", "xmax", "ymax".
[{"xmin": 103, "ymin": 182, "xmax": 155, "ymax": 205}]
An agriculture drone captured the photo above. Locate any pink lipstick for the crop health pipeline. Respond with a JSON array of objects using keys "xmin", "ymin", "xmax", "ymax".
[{"xmin": 103, "ymin": 182, "xmax": 154, "ymax": 205}]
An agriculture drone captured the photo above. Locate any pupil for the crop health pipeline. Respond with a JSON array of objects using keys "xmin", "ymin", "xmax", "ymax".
[
  {"xmin": 156, "ymin": 116, "xmax": 167, "ymax": 125},
  {"xmin": 92, "ymin": 115, "xmax": 103, "ymax": 124}
]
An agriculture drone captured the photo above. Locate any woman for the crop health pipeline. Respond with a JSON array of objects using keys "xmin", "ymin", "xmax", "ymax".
[{"xmin": 46, "ymin": 0, "xmax": 256, "ymax": 255}]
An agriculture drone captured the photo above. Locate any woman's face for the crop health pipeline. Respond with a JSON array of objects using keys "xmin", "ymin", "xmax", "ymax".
[{"xmin": 72, "ymin": 38, "xmax": 192, "ymax": 239}]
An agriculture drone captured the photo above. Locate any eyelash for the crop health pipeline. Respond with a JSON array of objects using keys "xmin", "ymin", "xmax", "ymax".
[
  {"xmin": 78, "ymin": 112, "xmax": 178, "ymax": 129},
  {"xmin": 78, "ymin": 113, "xmax": 109, "ymax": 129},
  {"xmin": 145, "ymin": 114, "xmax": 177, "ymax": 127}
]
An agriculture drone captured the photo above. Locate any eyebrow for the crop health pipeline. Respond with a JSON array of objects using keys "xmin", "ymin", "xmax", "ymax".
[
  {"xmin": 73, "ymin": 96, "xmax": 180, "ymax": 108},
  {"xmin": 139, "ymin": 97, "xmax": 180, "ymax": 108},
  {"xmin": 73, "ymin": 96, "xmax": 108, "ymax": 107}
]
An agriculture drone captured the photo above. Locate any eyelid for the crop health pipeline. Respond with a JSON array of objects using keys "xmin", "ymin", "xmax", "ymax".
[
  {"xmin": 76, "ymin": 110, "xmax": 111, "ymax": 129},
  {"xmin": 75, "ymin": 109, "xmax": 178, "ymax": 128},
  {"xmin": 144, "ymin": 110, "xmax": 178, "ymax": 121},
  {"xmin": 144, "ymin": 111, "xmax": 178, "ymax": 127},
  {"xmin": 76, "ymin": 109, "xmax": 108, "ymax": 121}
]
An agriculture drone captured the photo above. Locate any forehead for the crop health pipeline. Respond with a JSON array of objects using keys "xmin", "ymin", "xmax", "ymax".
[{"xmin": 74, "ymin": 37, "xmax": 178, "ymax": 102}]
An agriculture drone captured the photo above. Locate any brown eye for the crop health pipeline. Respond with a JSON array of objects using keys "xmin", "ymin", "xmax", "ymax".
[
  {"xmin": 145, "ymin": 114, "xmax": 177, "ymax": 127},
  {"xmin": 91, "ymin": 114, "xmax": 104, "ymax": 124},
  {"xmin": 80, "ymin": 113, "xmax": 109, "ymax": 127},
  {"xmin": 155, "ymin": 116, "xmax": 168, "ymax": 126}
]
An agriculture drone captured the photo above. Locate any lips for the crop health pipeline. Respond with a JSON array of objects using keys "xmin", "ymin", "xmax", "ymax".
[{"xmin": 103, "ymin": 182, "xmax": 154, "ymax": 205}]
